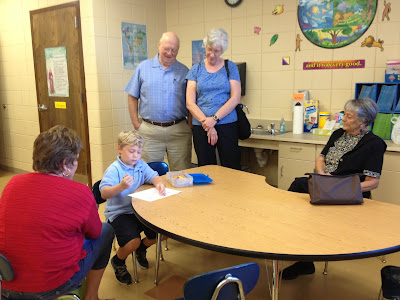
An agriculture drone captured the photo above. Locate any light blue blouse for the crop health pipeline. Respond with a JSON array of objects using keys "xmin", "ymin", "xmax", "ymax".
[{"xmin": 186, "ymin": 60, "xmax": 240, "ymax": 126}]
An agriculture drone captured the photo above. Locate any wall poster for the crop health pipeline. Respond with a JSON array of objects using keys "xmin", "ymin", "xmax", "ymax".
[
  {"xmin": 44, "ymin": 46, "xmax": 69, "ymax": 97},
  {"xmin": 192, "ymin": 40, "xmax": 206, "ymax": 66},
  {"xmin": 298, "ymin": 0, "xmax": 377, "ymax": 49},
  {"xmin": 121, "ymin": 22, "xmax": 148, "ymax": 70}
]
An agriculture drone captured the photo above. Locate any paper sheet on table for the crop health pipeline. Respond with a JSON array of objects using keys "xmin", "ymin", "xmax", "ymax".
[{"xmin": 129, "ymin": 188, "xmax": 181, "ymax": 202}]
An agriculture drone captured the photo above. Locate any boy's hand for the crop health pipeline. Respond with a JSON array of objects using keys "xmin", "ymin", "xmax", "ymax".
[
  {"xmin": 121, "ymin": 174, "xmax": 134, "ymax": 189},
  {"xmin": 155, "ymin": 182, "xmax": 166, "ymax": 196}
]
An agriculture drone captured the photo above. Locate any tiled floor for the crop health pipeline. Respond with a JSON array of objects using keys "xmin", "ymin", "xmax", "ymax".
[{"xmin": 1, "ymin": 169, "xmax": 399, "ymax": 299}]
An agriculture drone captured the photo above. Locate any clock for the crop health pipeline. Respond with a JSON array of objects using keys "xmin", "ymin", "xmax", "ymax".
[{"xmin": 224, "ymin": 0, "xmax": 242, "ymax": 8}]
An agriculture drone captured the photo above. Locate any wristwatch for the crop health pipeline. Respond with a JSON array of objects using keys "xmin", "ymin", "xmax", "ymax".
[{"xmin": 212, "ymin": 114, "xmax": 220, "ymax": 122}]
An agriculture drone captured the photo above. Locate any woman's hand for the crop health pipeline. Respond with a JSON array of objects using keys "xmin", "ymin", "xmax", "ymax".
[
  {"xmin": 201, "ymin": 117, "xmax": 217, "ymax": 132},
  {"xmin": 207, "ymin": 127, "xmax": 218, "ymax": 146}
]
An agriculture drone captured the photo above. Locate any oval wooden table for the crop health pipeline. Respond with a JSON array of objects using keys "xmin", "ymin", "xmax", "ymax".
[{"xmin": 132, "ymin": 165, "xmax": 400, "ymax": 300}]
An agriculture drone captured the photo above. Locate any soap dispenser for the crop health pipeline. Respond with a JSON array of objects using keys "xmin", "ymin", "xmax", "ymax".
[{"xmin": 280, "ymin": 115, "xmax": 286, "ymax": 133}]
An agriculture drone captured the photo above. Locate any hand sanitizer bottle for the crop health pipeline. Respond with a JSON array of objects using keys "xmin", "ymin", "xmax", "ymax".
[{"xmin": 280, "ymin": 115, "xmax": 286, "ymax": 133}]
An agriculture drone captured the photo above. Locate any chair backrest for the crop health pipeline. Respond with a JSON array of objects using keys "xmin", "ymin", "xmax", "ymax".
[
  {"xmin": 147, "ymin": 161, "xmax": 169, "ymax": 176},
  {"xmin": 182, "ymin": 263, "xmax": 260, "ymax": 300},
  {"xmin": 381, "ymin": 265, "xmax": 400, "ymax": 299},
  {"xmin": 92, "ymin": 180, "xmax": 107, "ymax": 205},
  {"xmin": 0, "ymin": 253, "xmax": 14, "ymax": 281}
]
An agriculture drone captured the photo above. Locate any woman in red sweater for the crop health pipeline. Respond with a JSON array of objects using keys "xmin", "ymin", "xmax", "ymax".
[{"xmin": 0, "ymin": 125, "xmax": 114, "ymax": 300}]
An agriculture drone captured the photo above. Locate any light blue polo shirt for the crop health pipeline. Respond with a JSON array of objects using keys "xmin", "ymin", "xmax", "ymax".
[
  {"xmin": 100, "ymin": 157, "xmax": 157, "ymax": 222},
  {"xmin": 186, "ymin": 60, "xmax": 240, "ymax": 126},
  {"xmin": 124, "ymin": 54, "xmax": 189, "ymax": 122}
]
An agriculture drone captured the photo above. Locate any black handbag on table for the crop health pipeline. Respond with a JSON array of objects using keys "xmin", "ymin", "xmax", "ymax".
[{"xmin": 224, "ymin": 60, "xmax": 251, "ymax": 140}]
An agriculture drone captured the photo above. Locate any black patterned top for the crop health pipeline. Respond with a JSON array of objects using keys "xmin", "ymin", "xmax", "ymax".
[{"xmin": 320, "ymin": 129, "xmax": 386, "ymax": 179}]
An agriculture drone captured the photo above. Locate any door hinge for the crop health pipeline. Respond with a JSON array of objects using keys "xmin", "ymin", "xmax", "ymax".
[
  {"xmin": 80, "ymin": 93, "xmax": 84, "ymax": 103},
  {"xmin": 75, "ymin": 16, "xmax": 79, "ymax": 28}
]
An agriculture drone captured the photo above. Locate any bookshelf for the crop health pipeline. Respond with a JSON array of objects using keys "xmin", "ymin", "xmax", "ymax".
[{"xmin": 355, "ymin": 83, "xmax": 400, "ymax": 139}]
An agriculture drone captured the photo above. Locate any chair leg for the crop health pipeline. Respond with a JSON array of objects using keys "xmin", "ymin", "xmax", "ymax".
[
  {"xmin": 323, "ymin": 261, "xmax": 328, "ymax": 275},
  {"xmin": 132, "ymin": 252, "xmax": 139, "ymax": 284},
  {"xmin": 381, "ymin": 255, "xmax": 386, "ymax": 263},
  {"xmin": 165, "ymin": 239, "xmax": 168, "ymax": 251}
]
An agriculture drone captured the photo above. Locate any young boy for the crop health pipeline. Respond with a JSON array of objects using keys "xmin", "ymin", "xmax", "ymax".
[{"xmin": 100, "ymin": 130, "xmax": 165, "ymax": 285}]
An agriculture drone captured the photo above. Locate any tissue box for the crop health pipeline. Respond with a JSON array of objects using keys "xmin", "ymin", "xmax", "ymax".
[
  {"xmin": 166, "ymin": 171, "xmax": 193, "ymax": 187},
  {"xmin": 304, "ymin": 100, "xmax": 319, "ymax": 132}
]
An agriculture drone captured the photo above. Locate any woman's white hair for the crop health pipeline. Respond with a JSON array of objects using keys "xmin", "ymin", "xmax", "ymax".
[
  {"xmin": 203, "ymin": 28, "xmax": 229, "ymax": 53},
  {"xmin": 344, "ymin": 98, "xmax": 379, "ymax": 126}
]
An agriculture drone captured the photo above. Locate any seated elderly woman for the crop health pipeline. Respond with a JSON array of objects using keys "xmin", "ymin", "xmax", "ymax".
[
  {"xmin": 282, "ymin": 98, "xmax": 387, "ymax": 280},
  {"xmin": 0, "ymin": 125, "xmax": 114, "ymax": 300}
]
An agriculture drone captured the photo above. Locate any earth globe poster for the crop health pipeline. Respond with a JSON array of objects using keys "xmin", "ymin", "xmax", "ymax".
[
  {"xmin": 298, "ymin": 0, "xmax": 377, "ymax": 49},
  {"xmin": 121, "ymin": 22, "xmax": 148, "ymax": 70}
]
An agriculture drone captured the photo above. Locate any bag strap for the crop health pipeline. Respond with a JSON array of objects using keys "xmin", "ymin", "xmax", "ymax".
[{"xmin": 224, "ymin": 59, "xmax": 230, "ymax": 78}]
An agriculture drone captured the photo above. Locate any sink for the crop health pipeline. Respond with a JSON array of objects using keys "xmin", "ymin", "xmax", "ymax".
[{"xmin": 251, "ymin": 128, "xmax": 282, "ymax": 135}]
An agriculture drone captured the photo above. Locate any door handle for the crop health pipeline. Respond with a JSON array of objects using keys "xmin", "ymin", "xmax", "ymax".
[{"xmin": 38, "ymin": 104, "xmax": 48, "ymax": 111}]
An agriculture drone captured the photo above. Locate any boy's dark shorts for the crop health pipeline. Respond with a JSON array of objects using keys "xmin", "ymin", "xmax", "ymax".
[{"xmin": 110, "ymin": 213, "xmax": 157, "ymax": 247}]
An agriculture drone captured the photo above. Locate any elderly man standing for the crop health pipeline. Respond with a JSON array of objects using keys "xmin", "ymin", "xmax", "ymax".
[{"xmin": 125, "ymin": 32, "xmax": 191, "ymax": 171}]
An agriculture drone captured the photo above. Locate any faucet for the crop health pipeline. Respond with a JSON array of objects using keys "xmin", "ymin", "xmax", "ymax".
[{"xmin": 270, "ymin": 123, "xmax": 275, "ymax": 135}]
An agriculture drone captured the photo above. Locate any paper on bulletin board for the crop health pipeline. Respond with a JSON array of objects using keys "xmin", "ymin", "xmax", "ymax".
[{"xmin": 44, "ymin": 47, "xmax": 69, "ymax": 97}]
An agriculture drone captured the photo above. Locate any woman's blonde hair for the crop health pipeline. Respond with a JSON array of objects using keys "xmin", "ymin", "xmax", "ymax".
[{"xmin": 32, "ymin": 125, "xmax": 82, "ymax": 174}]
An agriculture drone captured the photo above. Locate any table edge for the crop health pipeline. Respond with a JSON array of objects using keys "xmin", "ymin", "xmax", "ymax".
[{"xmin": 132, "ymin": 208, "xmax": 400, "ymax": 262}]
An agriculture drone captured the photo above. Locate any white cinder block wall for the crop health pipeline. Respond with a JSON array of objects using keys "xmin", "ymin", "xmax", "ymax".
[{"xmin": 1, "ymin": 0, "xmax": 399, "ymax": 182}]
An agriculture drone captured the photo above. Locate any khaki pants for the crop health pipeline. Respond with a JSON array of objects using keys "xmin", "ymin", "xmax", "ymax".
[{"xmin": 138, "ymin": 121, "xmax": 192, "ymax": 171}]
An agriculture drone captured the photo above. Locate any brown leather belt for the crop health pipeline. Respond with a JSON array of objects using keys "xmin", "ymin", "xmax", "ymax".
[{"xmin": 143, "ymin": 118, "xmax": 186, "ymax": 127}]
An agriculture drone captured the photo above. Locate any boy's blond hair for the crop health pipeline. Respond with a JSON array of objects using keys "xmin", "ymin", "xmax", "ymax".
[{"xmin": 118, "ymin": 130, "xmax": 144, "ymax": 149}]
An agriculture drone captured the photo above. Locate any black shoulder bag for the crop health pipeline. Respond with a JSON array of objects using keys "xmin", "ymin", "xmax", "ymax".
[{"xmin": 224, "ymin": 60, "xmax": 251, "ymax": 140}]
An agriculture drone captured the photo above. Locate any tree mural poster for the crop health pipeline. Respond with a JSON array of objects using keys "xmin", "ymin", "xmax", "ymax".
[{"xmin": 298, "ymin": 0, "xmax": 377, "ymax": 49}]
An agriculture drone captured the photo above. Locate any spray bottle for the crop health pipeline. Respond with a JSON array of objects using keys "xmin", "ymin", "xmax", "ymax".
[{"xmin": 280, "ymin": 115, "xmax": 286, "ymax": 133}]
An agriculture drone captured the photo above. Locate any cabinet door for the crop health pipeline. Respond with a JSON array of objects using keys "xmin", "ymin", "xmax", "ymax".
[
  {"xmin": 278, "ymin": 158, "xmax": 315, "ymax": 190},
  {"xmin": 371, "ymin": 170, "xmax": 400, "ymax": 205}
]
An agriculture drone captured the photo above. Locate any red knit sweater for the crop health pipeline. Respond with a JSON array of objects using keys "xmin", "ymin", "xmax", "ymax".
[{"xmin": 0, "ymin": 173, "xmax": 102, "ymax": 292}]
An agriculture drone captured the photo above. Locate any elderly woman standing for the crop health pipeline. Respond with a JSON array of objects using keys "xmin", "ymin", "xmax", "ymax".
[
  {"xmin": 0, "ymin": 126, "xmax": 114, "ymax": 300},
  {"xmin": 186, "ymin": 28, "xmax": 241, "ymax": 170},
  {"xmin": 282, "ymin": 98, "xmax": 387, "ymax": 280}
]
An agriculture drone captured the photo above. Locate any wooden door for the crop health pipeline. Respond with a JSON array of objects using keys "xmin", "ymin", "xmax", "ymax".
[{"xmin": 30, "ymin": 2, "xmax": 91, "ymax": 186}]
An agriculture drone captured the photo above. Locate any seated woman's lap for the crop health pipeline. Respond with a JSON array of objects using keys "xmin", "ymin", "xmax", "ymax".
[
  {"xmin": 2, "ymin": 223, "xmax": 114, "ymax": 300},
  {"xmin": 288, "ymin": 177, "xmax": 309, "ymax": 194}
]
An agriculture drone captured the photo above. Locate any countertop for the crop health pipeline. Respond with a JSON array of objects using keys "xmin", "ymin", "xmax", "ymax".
[{"xmin": 241, "ymin": 132, "xmax": 400, "ymax": 152}]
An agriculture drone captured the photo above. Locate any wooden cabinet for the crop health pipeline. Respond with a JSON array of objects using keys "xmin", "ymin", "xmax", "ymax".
[
  {"xmin": 278, "ymin": 142, "xmax": 316, "ymax": 190},
  {"xmin": 371, "ymin": 152, "xmax": 400, "ymax": 205}
]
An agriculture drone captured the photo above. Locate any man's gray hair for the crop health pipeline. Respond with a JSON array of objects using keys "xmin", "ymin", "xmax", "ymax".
[
  {"xmin": 344, "ymin": 98, "xmax": 379, "ymax": 126},
  {"xmin": 203, "ymin": 28, "xmax": 229, "ymax": 53}
]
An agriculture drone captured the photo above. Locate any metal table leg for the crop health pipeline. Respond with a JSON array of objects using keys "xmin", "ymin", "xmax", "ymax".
[
  {"xmin": 272, "ymin": 260, "xmax": 280, "ymax": 300},
  {"xmin": 154, "ymin": 233, "xmax": 162, "ymax": 285}
]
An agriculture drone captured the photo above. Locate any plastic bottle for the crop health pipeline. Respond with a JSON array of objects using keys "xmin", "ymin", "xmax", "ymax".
[{"xmin": 280, "ymin": 115, "xmax": 286, "ymax": 133}]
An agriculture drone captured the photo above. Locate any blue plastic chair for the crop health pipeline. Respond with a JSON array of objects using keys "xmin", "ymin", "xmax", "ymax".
[
  {"xmin": 379, "ymin": 266, "xmax": 400, "ymax": 300},
  {"xmin": 177, "ymin": 263, "xmax": 260, "ymax": 300},
  {"xmin": 147, "ymin": 161, "xmax": 169, "ymax": 176}
]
